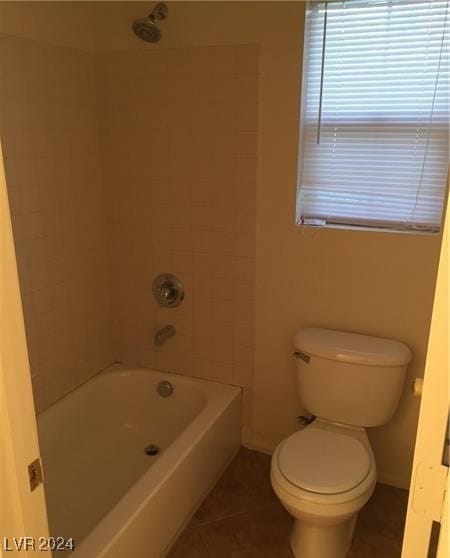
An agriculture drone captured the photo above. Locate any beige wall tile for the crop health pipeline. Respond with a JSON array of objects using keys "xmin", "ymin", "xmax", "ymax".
[
  {"xmin": 193, "ymin": 252, "xmax": 214, "ymax": 276},
  {"xmin": 156, "ymin": 352, "xmax": 194, "ymax": 376},
  {"xmin": 190, "ymin": 358, "xmax": 213, "ymax": 381},
  {"xmin": 213, "ymin": 321, "xmax": 234, "ymax": 344},
  {"xmin": 235, "ymin": 257, "xmax": 255, "ymax": 281},
  {"xmin": 213, "ymin": 299, "xmax": 235, "ymax": 323},
  {"xmin": 193, "ymin": 297, "xmax": 214, "ymax": 320},
  {"xmin": 213, "ymin": 254, "xmax": 235, "ymax": 278},
  {"xmin": 0, "ymin": 34, "xmax": 113, "ymax": 412},
  {"xmin": 213, "ymin": 361, "xmax": 234, "ymax": 384},
  {"xmin": 235, "ymin": 234, "xmax": 256, "ymax": 258}
]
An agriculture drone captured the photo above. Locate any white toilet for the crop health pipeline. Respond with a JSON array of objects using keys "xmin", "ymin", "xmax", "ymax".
[{"xmin": 271, "ymin": 328, "xmax": 411, "ymax": 558}]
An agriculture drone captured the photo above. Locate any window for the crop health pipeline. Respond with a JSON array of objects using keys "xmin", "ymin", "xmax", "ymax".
[{"xmin": 297, "ymin": 0, "xmax": 449, "ymax": 232}]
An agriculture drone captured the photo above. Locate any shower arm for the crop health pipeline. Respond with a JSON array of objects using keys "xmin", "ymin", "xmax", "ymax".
[{"xmin": 149, "ymin": 3, "xmax": 168, "ymax": 21}]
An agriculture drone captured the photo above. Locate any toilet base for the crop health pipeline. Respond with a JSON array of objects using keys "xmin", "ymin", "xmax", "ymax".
[{"xmin": 290, "ymin": 514, "xmax": 357, "ymax": 558}]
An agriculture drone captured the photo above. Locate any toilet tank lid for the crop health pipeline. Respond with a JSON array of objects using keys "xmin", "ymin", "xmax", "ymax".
[{"xmin": 294, "ymin": 328, "xmax": 412, "ymax": 366}]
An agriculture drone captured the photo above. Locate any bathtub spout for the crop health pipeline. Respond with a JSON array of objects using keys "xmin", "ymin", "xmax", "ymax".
[{"xmin": 154, "ymin": 325, "xmax": 176, "ymax": 346}]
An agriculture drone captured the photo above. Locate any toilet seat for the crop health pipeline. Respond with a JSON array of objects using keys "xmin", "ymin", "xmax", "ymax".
[{"xmin": 277, "ymin": 428, "xmax": 371, "ymax": 495}]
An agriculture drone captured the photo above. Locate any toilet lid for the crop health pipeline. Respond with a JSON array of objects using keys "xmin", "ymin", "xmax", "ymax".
[{"xmin": 278, "ymin": 428, "xmax": 371, "ymax": 495}]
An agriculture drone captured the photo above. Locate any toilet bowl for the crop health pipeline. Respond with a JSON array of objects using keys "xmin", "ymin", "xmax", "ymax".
[
  {"xmin": 271, "ymin": 420, "xmax": 376, "ymax": 558},
  {"xmin": 270, "ymin": 328, "xmax": 411, "ymax": 558}
]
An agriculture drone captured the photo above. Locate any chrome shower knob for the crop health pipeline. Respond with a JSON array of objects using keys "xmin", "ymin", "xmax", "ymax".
[{"xmin": 152, "ymin": 273, "xmax": 184, "ymax": 308}]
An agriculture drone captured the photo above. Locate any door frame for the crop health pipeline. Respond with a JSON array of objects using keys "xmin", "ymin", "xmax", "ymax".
[
  {"xmin": 0, "ymin": 136, "xmax": 49, "ymax": 551},
  {"xmin": 401, "ymin": 184, "xmax": 449, "ymax": 557}
]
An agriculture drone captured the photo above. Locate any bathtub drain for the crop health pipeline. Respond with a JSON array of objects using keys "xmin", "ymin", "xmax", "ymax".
[{"xmin": 144, "ymin": 444, "xmax": 160, "ymax": 456}]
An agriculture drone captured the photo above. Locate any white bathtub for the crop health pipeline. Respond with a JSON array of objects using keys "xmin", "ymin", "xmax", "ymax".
[{"xmin": 37, "ymin": 364, "xmax": 241, "ymax": 557}]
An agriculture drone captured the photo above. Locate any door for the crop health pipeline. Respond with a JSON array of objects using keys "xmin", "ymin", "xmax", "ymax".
[
  {"xmin": 401, "ymin": 187, "xmax": 449, "ymax": 557},
  {"xmin": 0, "ymin": 134, "xmax": 50, "ymax": 550}
]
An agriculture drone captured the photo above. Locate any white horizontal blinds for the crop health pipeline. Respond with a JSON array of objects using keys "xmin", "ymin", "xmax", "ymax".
[{"xmin": 298, "ymin": 0, "xmax": 449, "ymax": 231}]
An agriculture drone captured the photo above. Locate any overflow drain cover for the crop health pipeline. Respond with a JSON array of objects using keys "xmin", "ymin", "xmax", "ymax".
[
  {"xmin": 144, "ymin": 444, "xmax": 160, "ymax": 456},
  {"xmin": 157, "ymin": 381, "xmax": 173, "ymax": 397}
]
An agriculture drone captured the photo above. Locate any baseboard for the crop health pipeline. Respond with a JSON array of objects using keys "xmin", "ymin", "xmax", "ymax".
[
  {"xmin": 241, "ymin": 428, "xmax": 275, "ymax": 455},
  {"xmin": 241, "ymin": 426, "xmax": 252, "ymax": 446},
  {"xmin": 377, "ymin": 473, "xmax": 411, "ymax": 490}
]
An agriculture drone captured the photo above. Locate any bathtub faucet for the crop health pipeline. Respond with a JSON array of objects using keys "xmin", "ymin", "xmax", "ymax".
[{"xmin": 154, "ymin": 325, "xmax": 176, "ymax": 346}]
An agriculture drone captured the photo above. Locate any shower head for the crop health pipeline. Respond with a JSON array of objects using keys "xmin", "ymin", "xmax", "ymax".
[
  {"xmin": 132, "ymin": 18, "xmax": 161, "ymax": 43},
  {"xmin": 132, "ymin": 2, "xmax": 168, "ymax": 43}
]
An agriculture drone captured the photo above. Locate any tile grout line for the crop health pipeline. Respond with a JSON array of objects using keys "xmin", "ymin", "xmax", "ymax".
[
  {"xmin": 195, "ymin": 509, "xmax": 249, "ymax": 527},
  {"xmin": 195, "ymin": 499, "xmax": 278, "ymax": 528},
  {"xmin": 197, "ymin": 528, "xmax": 214, "ymax": 558},
  {"xmin": 196, "ymin": 509, "xmax": 257, "ymax": 558}
]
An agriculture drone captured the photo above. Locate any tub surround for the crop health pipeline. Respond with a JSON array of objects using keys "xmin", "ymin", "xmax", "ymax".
[
  {"xmin": 0, "ymin": 33, "xmax": 113, "ymax": 412},
  {"xmin": 0, "ymin": 36, "xmax": 258, "ymax": 428},
  {"xmin": 97, "ymin": 44, "xmax": 258, "ymax": 431}
]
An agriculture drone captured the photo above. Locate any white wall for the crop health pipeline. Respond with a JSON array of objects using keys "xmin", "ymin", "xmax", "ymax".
[{"xmin": 0, "ymin": 2, "xmax": 95, "ymax": 51}]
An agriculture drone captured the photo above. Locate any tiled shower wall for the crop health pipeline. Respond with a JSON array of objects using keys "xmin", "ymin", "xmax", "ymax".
[
  {"xmin": 96, "ymin": 45, "xmax": 258, "ymax": 426},
  {"xmin": 1, "ymin": 38, "xmax": 258, "ymax": 425},
  {"xmin": 0, "ymin": 35, "xmax": 113, "ymax": 412}
]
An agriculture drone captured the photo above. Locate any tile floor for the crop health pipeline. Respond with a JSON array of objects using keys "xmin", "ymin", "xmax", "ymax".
[{"xmin": 168, "ymin": 447, "xmax": 410, "ymax": 558}]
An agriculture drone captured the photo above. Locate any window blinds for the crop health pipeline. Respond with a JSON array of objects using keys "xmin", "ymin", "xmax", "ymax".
[{"xmin": 297, "ymin": 0, "xmax": 449, "ymax": 231}]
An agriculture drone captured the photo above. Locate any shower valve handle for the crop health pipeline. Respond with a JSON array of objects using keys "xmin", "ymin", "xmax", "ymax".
[{"xmin": 153, "ymin": 273, "xmax": 184, "ymax": 308}]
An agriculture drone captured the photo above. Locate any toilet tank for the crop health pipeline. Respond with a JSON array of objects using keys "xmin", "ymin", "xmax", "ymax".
[{"xmin": 294, "ymin": 328, "xmax": 411, "ymax": 427}]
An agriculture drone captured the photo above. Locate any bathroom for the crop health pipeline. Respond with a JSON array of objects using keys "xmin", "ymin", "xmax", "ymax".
[{"xmin": 0, "ymin": 1, "xmax": 448, "ymax": 557}]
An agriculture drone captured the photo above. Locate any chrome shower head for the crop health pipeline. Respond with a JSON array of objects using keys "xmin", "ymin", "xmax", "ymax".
[
  {"xmin": 132, "ymin": 18, "xmax": 162, "ymax": 43},
  {"xmin": 132, "ymin": 3, "xmax": 168, "ymax": 43}
]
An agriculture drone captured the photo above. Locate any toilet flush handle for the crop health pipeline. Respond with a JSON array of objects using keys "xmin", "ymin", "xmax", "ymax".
[
  {"xmin": 293, "ymin": 351, "xmax": 311, "ymax": 363},
  {"xmin": 297, "ymin": 415, "xmax": 315, "ymax": 427}
]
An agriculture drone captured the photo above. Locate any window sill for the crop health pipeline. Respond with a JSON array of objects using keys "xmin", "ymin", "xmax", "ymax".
[{"xmin": 295, "ymin": 222, "xmax": 440, "ymax": 236}]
